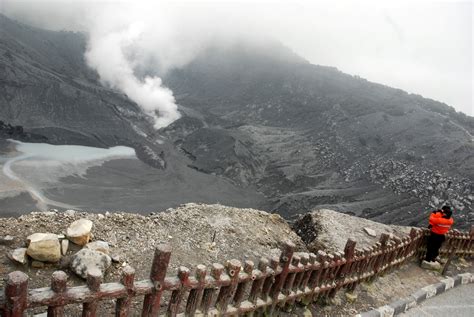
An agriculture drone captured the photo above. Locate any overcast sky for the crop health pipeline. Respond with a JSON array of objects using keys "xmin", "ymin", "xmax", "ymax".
[{"xmin": 2, "ymin": 0, "xmax": 472, "ymax": 116}]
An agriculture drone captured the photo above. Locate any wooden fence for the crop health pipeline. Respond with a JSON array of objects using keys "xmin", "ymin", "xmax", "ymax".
[{"xmin": 1, "ymin": 226, "xmax": 473, "ymax": 317}]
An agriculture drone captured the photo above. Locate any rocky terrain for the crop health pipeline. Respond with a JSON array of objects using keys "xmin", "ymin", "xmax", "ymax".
[
  {"xmin": 0, "ymin": 205, "xmax": 472, "ymax": 316},
  {"xmin": 0, "ymin": 14, "xmax": 473, "ymax": 229}
]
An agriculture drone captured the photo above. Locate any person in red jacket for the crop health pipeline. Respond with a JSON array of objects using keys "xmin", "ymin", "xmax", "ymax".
[{"xmin": 422, "ymin": 205, "xmax": 454, "ymax": 269}]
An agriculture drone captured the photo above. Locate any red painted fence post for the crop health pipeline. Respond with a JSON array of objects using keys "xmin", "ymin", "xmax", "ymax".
[
  {"xmin": 4, "ymin": 271, "xmax": 28, "ymax": 317},
  {"xmin": 142, "ymin": 244, "xmax": 172, "ymax": 317}
]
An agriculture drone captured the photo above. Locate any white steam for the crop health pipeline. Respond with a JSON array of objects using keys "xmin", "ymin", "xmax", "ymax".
[{"xmin": 85, "ymin": 19, "xmax": 179, "ymax": 129}]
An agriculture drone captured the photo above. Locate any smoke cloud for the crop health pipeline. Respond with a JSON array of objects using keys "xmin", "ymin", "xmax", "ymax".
[
  {"xmin": 1, "ymin": 0, "xmax": 472, "ymax": 116},
  {"xmin": 84, "ymin": 11, "xmax": 181, "ymax": 129}
]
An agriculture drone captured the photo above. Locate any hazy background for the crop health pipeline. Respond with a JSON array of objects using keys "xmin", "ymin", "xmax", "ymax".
[{"xmin": 1, "ymin": 0, "xmax": 472, "ymax": 116}]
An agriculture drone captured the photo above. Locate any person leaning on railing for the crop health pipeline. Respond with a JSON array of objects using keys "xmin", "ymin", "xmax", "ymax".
[{"xmin": 421, "ymin": 205, "xmax": 454, "ymax": 270}]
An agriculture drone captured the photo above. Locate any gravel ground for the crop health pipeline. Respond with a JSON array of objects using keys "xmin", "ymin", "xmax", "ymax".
[{"xmin": 0, "ymin": 203, "xmax": 306, "ymax": 289}]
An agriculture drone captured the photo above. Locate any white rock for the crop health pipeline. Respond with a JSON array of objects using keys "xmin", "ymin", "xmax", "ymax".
[
  {"xmin": 8, "ymin": 248, "xmax": 28, "ymax": 264},
  {"xmin": 67, "ymin": 219, "xmax": 93, "ymax": 246},
  {"xmin": 26, "ymin": 233, "xmax": 61, "ymax": 262},
  {"xmin": 64, "ymin": 209, "xmax": 76, "ymax": 216},
  {"xmin": 84, "ymin": 241, "xmax": 110, "ymax": 254},
  {"xmin": 363, "ymin": 227, "xmax": 377, "ymax": 237},
  {"xmin": 0, "ymin": 235, "xmax": 15, "ymax": 246},
  {"xmin": 70, "ymin": 249, "xmax": 111, "ymax": 279},
  {"xmin": 61, "ymin": 239, "xmax": 69, "ymax": 255}
]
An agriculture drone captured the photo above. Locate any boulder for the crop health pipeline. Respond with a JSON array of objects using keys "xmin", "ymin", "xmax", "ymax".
[
  {"xmin": 8, "ymin": 248, "xmax": 28, "ymax": 264},
  {"xmin": 67, "ymin": 219, "xmax": 93, "ymax": 246},
  {"xmin": 70, "ymin": 249, "xmax": 111, "ymax": 279},
  {"xmin": 84, "ymin": 241, "xmax": 110, "ymax": 254},
  {"xmin": 26, "ymin": 233, "xmax": 61, "ymax": 262}
]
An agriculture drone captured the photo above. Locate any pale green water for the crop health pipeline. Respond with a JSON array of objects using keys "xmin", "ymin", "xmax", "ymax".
[
  {"xmin": 2, "ymin": 140, "xmax": 137, "ymax": 210},
  {"xmin": 11, "ymin": 140, "xmax": 136, "ymax": 162}
]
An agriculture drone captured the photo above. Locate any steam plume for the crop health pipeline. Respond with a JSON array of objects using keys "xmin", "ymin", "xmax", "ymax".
[{"xmin": 86, "ymin": 20, "xmax": 180, "ymax": 128}]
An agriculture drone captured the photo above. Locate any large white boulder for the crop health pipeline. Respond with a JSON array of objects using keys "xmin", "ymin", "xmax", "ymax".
[
  {"xmin": 67, "ymin": 219, "xmax": 93, "ymax": 246},
  {"xmin": 70, "ymin": 249, "xmax": 111, "ymax": 279},
  {"xmin": 26, "ymin": 233, "xmax": 61, "ymax": 262}
]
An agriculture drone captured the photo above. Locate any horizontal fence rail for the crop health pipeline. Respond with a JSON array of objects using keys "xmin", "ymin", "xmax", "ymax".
[{"xmin": 1, "ymin": 226, "xmax": 473, "ymax": 316}]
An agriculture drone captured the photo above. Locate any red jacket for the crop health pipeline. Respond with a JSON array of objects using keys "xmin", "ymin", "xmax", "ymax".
[{"xmin": 429, "ymin": 211, "xmax": 454, "ymax": 235}]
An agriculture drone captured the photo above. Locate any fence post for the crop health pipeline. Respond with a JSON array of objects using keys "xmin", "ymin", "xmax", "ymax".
[
  {"xmin": 142, "ymin": 244, "xmax": 172, "ymax": 317},
  {"xmin": 233, "ymin": 260, "xmax": 254, "ymax": 307},
  {"xmin": 4, "ymin": 271, "xmax": 28, "ymax": 317},
  {"xmin": 115, "ymin": 266, "xmax": 135, "ymax": 317},
  {"xmin": 268, "ymin": 241, "xmax": 295, "ymax": 314},
  {"xmin": 248, "ymin": 258, "xmax": 268, "ymax": 304},
  {"xmin": 48, "ymin": 271, "xmax": 68, "ymax": 317},
  {"xmin": 216, "ymin": 259, "xmax": 241, "ymax": 314},
  {"xmin": 200, "ymin": 263, "xmax": 224, "ymax": 314},
  {"xmin": 329, "ymin": 238, "xmax": 356, "ymax": 298},
  {"xmin": 260, "ymin": 256, "xmax": 279, "ymax": 305},
  {"xmin": 82, "ymin": 269, "xmax": 102, "ymax": 317},
  {"xmin": 185, "ymin": 264, "xmax": 207, "ymax": 317},
  {"xmin": 287, "ymin": 253, "xmax": 308, "ymax": 308},
  {"xmin": 167, "ymin": 266, "xmax": 190, "ymax": 317}
]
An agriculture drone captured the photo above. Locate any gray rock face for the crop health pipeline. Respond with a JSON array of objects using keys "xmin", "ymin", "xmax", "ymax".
[{"xmin": 70, "ymin": 249, "xmax": 111, "ymax": 279}]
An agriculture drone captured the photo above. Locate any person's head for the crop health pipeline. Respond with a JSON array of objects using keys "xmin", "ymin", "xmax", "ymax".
[{"xmin": 441, "ymin": 205, "xmax": 452, "ymax": 218}]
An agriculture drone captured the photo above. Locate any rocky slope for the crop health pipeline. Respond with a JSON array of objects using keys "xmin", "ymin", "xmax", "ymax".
[{"xmin": 0, "ymin": 14, "xmax": 473, "ymax": 228}]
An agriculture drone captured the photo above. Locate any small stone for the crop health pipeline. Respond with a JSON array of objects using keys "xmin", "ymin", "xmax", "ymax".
[
  {"xmin": 111, "ymin": 254, "xmax": 121, "ymax": 263},
  {"xmin": 97, "ymin": 214, "xmax": 105, "ymax": 220},
  {"xmin": 8, "ymin": 248, "xmax": 28, "ymax": 264},
  {"xmin": 31, "ymin": 260, "xmax": 45, "ymax": 269},
  {"xmin": 67, "ymin": 219, "xmax": 93, "ymax": 246},
  {"xmin": 0, "ymin": 235, "xmax": 15, "ymax": 246},
  {"xmin": 57, "ymin": 234, "xmax": 66, "ymax": 239},
  {"xmin": 84, "ymin": 241, "xmax": 109, "ymax": 254},
  {"xmin": 345, "ymin": 292, "xmax": 358, "ymax": 303},
  {"xmin": 363, "ymin": 227, "xmax": 377, "ymax": 237},
  {"xmin": 70, "ymin": 249, "xmax": 111, "ymax": 279},
  {"xmin": 61, "ymin": 239, "xmax": 69, "ymax": 255},
  {"xmin": 26, "ymin": 233, "xmax": 61, "ymax": 262},
  {"xmin": 64, "ymin": 209, "xmax": 76, "ymax": 217}
]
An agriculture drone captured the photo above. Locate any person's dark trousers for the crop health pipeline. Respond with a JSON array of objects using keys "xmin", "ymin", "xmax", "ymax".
[{"xmin": 425, "ymin": 232, "xmax": 445, "ymax": 262}]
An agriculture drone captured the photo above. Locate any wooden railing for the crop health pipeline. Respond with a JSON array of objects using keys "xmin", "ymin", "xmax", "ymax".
[{"xmin": 1, "ymin": 226, "xmax": 473, "ymax": 316}]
